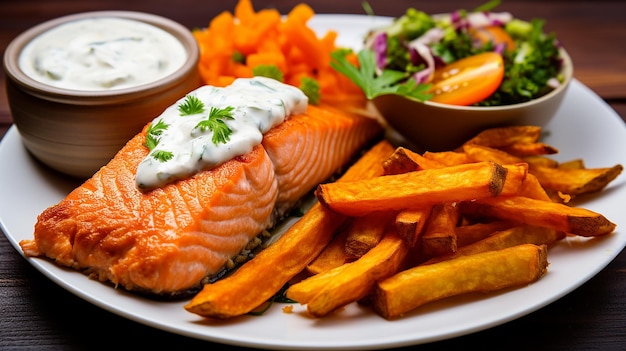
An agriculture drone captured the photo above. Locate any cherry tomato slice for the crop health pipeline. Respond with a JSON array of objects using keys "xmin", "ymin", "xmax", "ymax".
[
  {"xmin": 428, "ymin": 52, "xmax": 504, "ymax": 106},
  {"xmin": 470, "ymin": 26, "xmax": 516, "ymax": 51}
]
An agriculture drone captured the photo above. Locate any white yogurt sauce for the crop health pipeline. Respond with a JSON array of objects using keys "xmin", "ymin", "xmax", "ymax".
[
  {"xmin": 136, "ymin": 77, "xmax": 308, "ymax": 189},
  {"xmin": 18, "ymin": 17, "xmax": 187, "ymax": 90}
]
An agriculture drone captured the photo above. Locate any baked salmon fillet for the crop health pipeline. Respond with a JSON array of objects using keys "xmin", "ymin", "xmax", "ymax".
[{"xmin": 19, "ymin": 102, "xmax": 382, "ymax": 296}]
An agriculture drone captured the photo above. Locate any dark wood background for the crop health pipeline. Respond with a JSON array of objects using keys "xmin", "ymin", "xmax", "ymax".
[{"xmin": 1, "ymin": 1, "xmax": 625, "ymax": 350}]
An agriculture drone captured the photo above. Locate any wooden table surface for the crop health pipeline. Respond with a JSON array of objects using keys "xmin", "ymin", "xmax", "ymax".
[{"xmin": 1, "ymin": 1, "xmax": 625, "ymax": 350}]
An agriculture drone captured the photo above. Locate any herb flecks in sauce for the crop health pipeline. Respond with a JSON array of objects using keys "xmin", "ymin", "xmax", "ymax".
[
  {"xmin": 18, "ymin": 17, "xmax": 187, "ymax": 91},
  {"xmin": 144, "ymin": 119, "xmax": 169, "ymax": 151},
  {"xmin": 194, "ymin": 106, "xmax": 235, "ymax": 145},
  {"xmin": 136, "ymin": 77, "xmax": 308, "ymax": 190},
  {"xmin": 178, "ymin": 95, "xmax": 205, "ymax": 116}
]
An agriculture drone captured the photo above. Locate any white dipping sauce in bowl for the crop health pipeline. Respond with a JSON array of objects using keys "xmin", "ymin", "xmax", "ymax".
[
  {"xmin": 18, "ymin": 17, "xmax": 187, "ymax": 91},
  {"xmin": 4, "ymin": 11, "xmax": 202, "ymax": 178}
]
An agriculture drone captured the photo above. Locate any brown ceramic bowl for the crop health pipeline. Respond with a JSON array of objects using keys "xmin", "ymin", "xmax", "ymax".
[
  {"xmin": 3, "ymin": 11, "xmax": 202, "ymax": 178},
  {"xmin": 373, "ymin": 48, "xmax": 573, "ymax": 152}
]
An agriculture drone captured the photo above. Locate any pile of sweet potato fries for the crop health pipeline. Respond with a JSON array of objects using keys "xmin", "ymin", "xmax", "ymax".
[{"xmin": 185, "ymin": 125, "xmax": 622, "ymax": 320}]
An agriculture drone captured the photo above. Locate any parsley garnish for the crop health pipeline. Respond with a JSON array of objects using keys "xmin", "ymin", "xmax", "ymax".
[
  {"xmin": 252, "ymin": 64, "xmax": 285, "ymax": 82},
  {"xmin": 151, "ymin": 150, "xmax": 174, "ymax": 162},
  {"xmin": 194, "ymin": 106, "xmax": 235, "ymax": 145},
  {"xmin": 330, "ymin": 49, "xmax": 432, "ymax": 101},
  {"xmin": 144, "ymin": 119, "xmax": 174, "ymax": 163},
  {"xmin": 299, "ymin": 77, "xmax": 321, "ymax": 105},
  {"xmin": 144, "ymin": 119, "xmax": 169, "ymax": 151},
  {"xmin": 178, "ymin": 95, "xmax": 205, "ymax": 116},
  {"xmin": 144, "ymin": 96, "xmax": 236, "ymax": 164},
  {"xmin": 232, "ymin": 51, "xmax": 245, "ymax": 64}
]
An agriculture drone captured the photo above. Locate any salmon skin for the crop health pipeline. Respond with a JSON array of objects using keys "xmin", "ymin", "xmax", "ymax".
[{"xmin": 19, "ymin": 103, "xmax": 382, "ymax": 296}]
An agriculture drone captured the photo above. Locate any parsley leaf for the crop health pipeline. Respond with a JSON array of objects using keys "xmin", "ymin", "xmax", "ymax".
[
  {"xmin": 330, "ymin": 49, "xmax": 432, "ymax": 101},
  {"xmin": 232, "ymin": 51, "xmax": 245, "ymax": 64},
  {"xmin": 144, "ymin": 119, "xmax": 169, "ymax": 151},
  {"xmin": 299, "ymin": 77, "xmax": 321, "ymax": 105},
  {"xmin": 145, "ymin": 119, "xmax": 174, "ymax": 162},
  {"xmin": 151, "ymin": 150, "xmax": 174, "ymax": 162},
  {"xmin": 194, "ymin": 106, "xmax": 235, "ymax": 145},
  {"xmin": 178, "ymin": 95, "xmax": 205, "ymax": 116},
  {"xmin": 252, "ymin": 64, "xmax": 284, "ymax": 82}
]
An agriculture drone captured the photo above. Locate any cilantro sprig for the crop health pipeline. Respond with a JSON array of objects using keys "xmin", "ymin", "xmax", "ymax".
[
  {"xmin": 178, "ymin": 95, "xmax": 205, "ymax": 116},
  {"xmin": 252, "ymin": 64, "xmax": 284, "ymax": 82},
  {"xmin": 252, "ymin": 65, "xmax": 321, "ymax": 105},
  {"xmin": 144, "ymin": 119, "xmax": 173, "ymax": 163},
  {"xmin": 142, "ymin": 95, "xmax": 238, "ymax": 163},
  {"xmin": 151, "ymin": 150, "xmax": 174, "ymax": 162},
  {"xmin": 194, "ymin": 106, "xmax": 235, "ymax": 145},
  {"xmin": 330, "ymin": 49, "xmax": 432, "ymax": 101},
  {"xmin": 299, "ymin": 77, "xmax": 321, "ymax": 105},
  {"xmin": 144, "ymin": 119, "xmax": 168, "ymax": 151}
]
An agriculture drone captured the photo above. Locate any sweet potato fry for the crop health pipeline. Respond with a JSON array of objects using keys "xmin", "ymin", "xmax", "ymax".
[
  {"xmin": 558, "ymin": 159, "xmax": 585, "ymax": 169},
  {"xmin": 424, "ymin": 224, "xmax": 565, "ymax": 265},
  {"xmin": 462, "ymin": 143, "xmax": 622, "ymax": 197},
  {"xmin": 462, "ymin": 125, "xmax": 542, "ymax": 147},
  {"xmin": 463, "ymin": 144, "xmax": 623, "ymax": 196},
  {"xmin": 394, "ymin": 207, "xmax": 432, "ymax": 248},
  {"xmin": 422, "ymin": 151, "xmax": 470, "ymax": 166},
  {"xmin": 518, "ymin": 173, "xmax": 552, "ymax": 201},
  {"xmin": 339, "ymin": 139, "xmax": 396, "ymax": 181},
  {"xmin": 316, "ymin": 162, "xmax": 528, "ymax": 216},
  {"xmin": 372, "ymin": 243, "xmax": 548, "ymax": 319},
  {"xmin": 184, "ymin": 140, "xmax": 394, "ymax": 319},
  {"xmin": 529, "ymin": 163, "xmax": 623, "ymax": 196},
  {"xmin": 184, "ymin": 202, "xmax": 344, "ymax": 318},
  {"xmin": 382, "ymin": 147, "xmax": 421, "ymax": 174},
  {"xmin": 455, "ymin": 220, "xmax": 516, "ymax": 247},
  {"xmin": 500, "ymin": 142, "xmax": 558, "ymax": 157},
  {"xmin": 463, "ymin": 195, "xmax": 617, "ymax": 237},
  {"xmin": 382, "ymin": 147, "xmax": 443, "ymax": 174},
  {"xmin": 286, "ymin": 230, "xmax": 408, "ymax": 318},
  {"xmin": 523, "ymin": 155, "xmax": 559, "ymax": 168},
  {"xmin": 382, "ymin": 147, "xmax": 441, "ymax": 248},
  {"xmin": 420, "ymin": 203, "xmax": 460, "ymax": 257},
  {"xmin": 306, "ymin": 228, "xmax": 352, "ymax": 275},
  {"xmin": 463, "ymin": 143, "xmax": 525, "ymax": 165},
  {"xmin": 344, "ymin": 211, "xmax": 396, "ymax": 258}
]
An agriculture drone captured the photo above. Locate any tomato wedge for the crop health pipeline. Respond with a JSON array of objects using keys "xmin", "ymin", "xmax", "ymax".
[
  {"xmin": 428, "ymin": 52, "xmax": 504, "ymax": 106},
  {"xmin": 470, "ymin": 26, "xmax": 516, "ymax": 51}
]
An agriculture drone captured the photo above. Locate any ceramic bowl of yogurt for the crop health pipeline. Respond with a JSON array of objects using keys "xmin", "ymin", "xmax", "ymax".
[{"xmin": 3, "ymin": 11, "xmax": 202, "ymax": 178}]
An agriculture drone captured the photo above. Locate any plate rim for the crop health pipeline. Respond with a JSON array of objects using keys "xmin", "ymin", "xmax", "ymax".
[{"xmin": 1, "ymin": 13, "xmax": 626, "ymax": 350}]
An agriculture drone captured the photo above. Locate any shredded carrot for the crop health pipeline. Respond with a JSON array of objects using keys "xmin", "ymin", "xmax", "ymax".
[{"xmin": 192, "ymin": 0, "xmax": 365, "ymax": 106}]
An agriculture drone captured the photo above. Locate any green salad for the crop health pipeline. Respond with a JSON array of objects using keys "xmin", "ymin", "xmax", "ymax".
[{"xmin": 331, "ymin": 0, "xmax": 566, "ymax": 106}]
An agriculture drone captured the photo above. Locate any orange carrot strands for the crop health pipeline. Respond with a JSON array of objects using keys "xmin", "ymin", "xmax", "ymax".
[{"xmin": 192, "ymin": 0, "xmax": 366, "ymax": 107}]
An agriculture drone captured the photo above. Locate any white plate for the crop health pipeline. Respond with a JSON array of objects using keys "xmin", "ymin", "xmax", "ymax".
[{"xmin": 1, "ymin": 14, "xmax": 626, "ymax": 350}]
